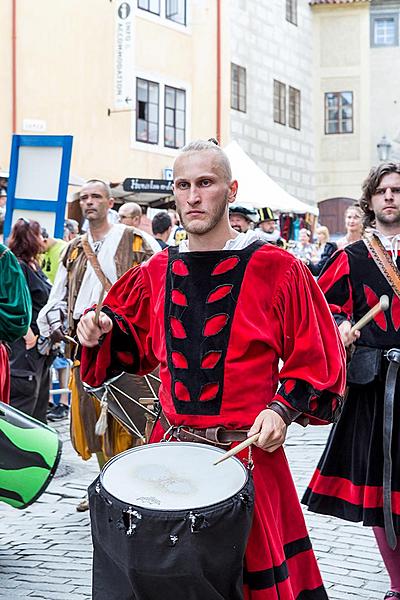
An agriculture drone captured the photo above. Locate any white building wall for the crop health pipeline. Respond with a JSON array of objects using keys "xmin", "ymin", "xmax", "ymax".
[{"xmin": 229, "ymin": 0, "xmax": 315, "ymax": 206}]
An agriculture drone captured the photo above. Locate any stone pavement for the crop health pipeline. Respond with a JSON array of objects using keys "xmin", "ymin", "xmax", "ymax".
[{"xmin": 0, "ymin": 419, "xmax": 390, "ymax": 599}]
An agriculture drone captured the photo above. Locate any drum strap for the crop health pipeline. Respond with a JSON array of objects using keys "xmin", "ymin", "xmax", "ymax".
[{"xmin": 160, "ymin": 412, "xmax": 248, "ymax": 448}]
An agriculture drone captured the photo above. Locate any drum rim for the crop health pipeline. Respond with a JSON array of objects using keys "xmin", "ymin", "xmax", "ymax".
[{"xmin": 100, "ymin": 441, "xmax": 250, "ymax": 513}]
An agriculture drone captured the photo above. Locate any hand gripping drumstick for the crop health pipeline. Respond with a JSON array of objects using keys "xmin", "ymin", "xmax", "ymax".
[
  {"xmin": 349, "ymin": 294, "xmax": 389, "ymax": 335},
  {"xmin": 213, "ymin": 433, "xmax": 260, "ymax": 466}
]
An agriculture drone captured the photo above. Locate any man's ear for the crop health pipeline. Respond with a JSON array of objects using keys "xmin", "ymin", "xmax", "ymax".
[
  {"xmin": 227, "ymin": 180, "xmax": 238, "ymax": 204},
  {"xmin": 109, "ymin": 197, "xmax": 115, "ymax": 209}
]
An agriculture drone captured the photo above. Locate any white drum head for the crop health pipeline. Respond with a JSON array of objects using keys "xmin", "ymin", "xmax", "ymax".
[{"xmin": 101, "ymin": 442, "xmax": 248, "ymax": 510}]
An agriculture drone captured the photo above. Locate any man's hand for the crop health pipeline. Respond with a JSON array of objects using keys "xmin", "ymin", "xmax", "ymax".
[
  {"xmin": 338, "ymin": 320, "xmax": 360, "ymax": 348},
  {"xmin": 24, "ymin": 327, "xmax": 38, "ymax": 350},
  {"xmin": 247, "ymin": 409, "xmax": 287, "ymax": 453},
  {"xmin": 77, "ymin": 311, "xmax": 113, "ymax": 347}
]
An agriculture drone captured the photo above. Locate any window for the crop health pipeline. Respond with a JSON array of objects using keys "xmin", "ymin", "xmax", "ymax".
[
  {"xmin": 166, "ymin": 0, "xmax": 186, "ymax": 25},
  {"xmin": 325, "ymin": 92, "xmax": 353, "ymax": 135},
  {"xmin": 288, "ymin": 86, "xmax": 301, "ymax": 130},
  {"xmin": 371, "ymin": 14, "xmax": 398, "ymax": 47},
  {"xmin": 231, "ymin": 63, "xmax": 246, "ymax": 112},
  {"xmin": 136, "ymin": 78, "xmax": 159, "ymax": 144},
  {"xmin": 286, "ymin": 0, "xmax": 298, "ymax": 26},
  {"xmin": 138, "ymin": 0, "xmax": 160, "ymax": 15},
  {"xmin": 273, "ymin": 80, "xmax": 286, "ymax": 125},
  {"xmin": 164, "ymin": 86, "xmax": 186, "ymax": 149}
]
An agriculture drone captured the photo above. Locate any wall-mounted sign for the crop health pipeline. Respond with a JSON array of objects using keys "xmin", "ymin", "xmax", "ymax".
[
  {"xmin": 163, "ymin": 167, "xmax": 173, "ymax": 181},
  {"xmin": 115, "ymin": 1, "xmax": 134, "ymax": 108},
  {"xmin": 123, "ymin": 178, "xmax": 173, "ymax": 194},
  {"xmin": 3, "ymin": 135, "xmax": 73, "ymax": 240},
  {"xmin": 22, "ymin": 118, "xmax": 47, "ymax": 133}
]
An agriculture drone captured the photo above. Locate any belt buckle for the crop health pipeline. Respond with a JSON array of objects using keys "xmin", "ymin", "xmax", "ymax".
[{"xmin": 385, "ymin": 348, "xmax": 400, "ymax": 364}]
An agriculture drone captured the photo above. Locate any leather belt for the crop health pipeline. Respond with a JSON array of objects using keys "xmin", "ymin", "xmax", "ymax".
[
  {"xmin": 383, "ymin": 348, "xmax": 400, "ymax": 550},
  {"xmin": 159, "ymin": 412, "xmax": 248, "ymax": 448}
]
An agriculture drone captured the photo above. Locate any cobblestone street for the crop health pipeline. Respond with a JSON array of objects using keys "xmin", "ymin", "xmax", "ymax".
[{"xmin": 0, "ymin": 421, "xmax": 390, "ymax": 599}]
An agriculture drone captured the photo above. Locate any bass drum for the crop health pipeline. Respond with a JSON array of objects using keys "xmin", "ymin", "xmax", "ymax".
[{"xmin": 0, "ymin": 403, "xmax": 62, "ymax": 508}]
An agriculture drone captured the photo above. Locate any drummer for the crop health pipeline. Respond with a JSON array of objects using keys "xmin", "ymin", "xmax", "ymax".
[{"xmin": 78, "ymin": 139, "xmax": 346, "ymax": 599}]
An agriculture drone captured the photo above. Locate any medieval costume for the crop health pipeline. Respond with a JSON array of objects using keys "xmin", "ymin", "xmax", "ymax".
[
  {"xmin": 38, "ymin": 224, "xmax": 153, "ymax": 460},
  {"xmin": 81, "ymin": 233, "xmax": 345, "ymax": 599},
  {"xmin": 0, "ymin": 244, "xmax": 31, "ymax": 404},
  {"xmin": 303, "ymin": 235, "xmax": 400, "ymax": 544}
]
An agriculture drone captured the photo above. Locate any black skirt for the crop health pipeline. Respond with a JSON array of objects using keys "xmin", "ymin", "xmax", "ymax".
[{"xmin": 302, "ymin": 377, "xmax": 400, "ymax": 532}]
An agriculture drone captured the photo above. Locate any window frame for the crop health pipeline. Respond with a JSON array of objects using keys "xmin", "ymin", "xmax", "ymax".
[
  {"xmin": 165, "ymin": 0, "xmax": 186, "ymax": 26},
  {"xmin": 286, "ymin": 0, "xmax": 298, "ymax": 26},
  {"xmin": 231, "ymin": 63, "xmax": 247, "ymax": 113},
  {"xmin": 135, "ymin": 77, "xmax": 160, "ymax": 145},
  {"xmin": 164, "ymin": 85, "xmax": 186, "ymax": 149},
  {"xmin": 273, "ymin": 80, "xmax": 286, "ymax": 126},
  {"xmin": 370, "ymin": 13, "xmax": 399, "ymax": 47},
  {"xmin": 288, "ymin": 86, "xmax": 301, "ymax": 130},
  {"xmin": 137, "ymin": 0, "xmax": 160, "ymax": 16},
  {"xmin": 324, "ymin": 91, "xmax": 354, "ymax": 135}
]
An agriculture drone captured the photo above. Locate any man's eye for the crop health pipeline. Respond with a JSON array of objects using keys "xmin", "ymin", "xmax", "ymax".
[
  {"xmin": 201, "ymin": 179, "xmax": 211, "ymax": 186},
  {"xmin": 177, "ymin": 182, "xmax": 189, "ymax": 189}
]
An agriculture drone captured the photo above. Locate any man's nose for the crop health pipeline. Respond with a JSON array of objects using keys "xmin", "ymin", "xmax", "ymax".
[
  {"xmin": 384, "ymin": 187, "xmax": 394, "ymax": 200},
  {"xmin": 187, "ymin": 186, "xmax": 201, "ymax": 204}
]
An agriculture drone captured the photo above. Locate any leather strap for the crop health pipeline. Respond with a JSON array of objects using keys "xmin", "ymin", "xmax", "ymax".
[
  {"xmin": 383, "ymin": 349, "xmax": 399, "ymax": 550},
  {"xmin": 363, "ymin": 233, "xmax": 400, "ymax": 300},
  {"xmin": 159, "ymin": 412, "xmax": 248, "ymax": 447},
  {"xmin": 81, "ymin": 234, "xmax": 113, "ymax": 292}
]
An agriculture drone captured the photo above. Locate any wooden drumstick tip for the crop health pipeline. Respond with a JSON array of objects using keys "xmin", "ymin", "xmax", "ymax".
[
  {"xmin": 380, "ymin": 294, "xmax": 390, "ymax": 312},
  {"xmin": 350, "ymin": 294, "xmax": 390, "ymax": 335},
  {"xmin": 213, "ymin": 433, "xmax": 260, "ymax": 466}
]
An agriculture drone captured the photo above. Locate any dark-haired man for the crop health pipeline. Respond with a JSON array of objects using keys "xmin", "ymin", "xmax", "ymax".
[
  {"xmin": 78, "ymin": 141, "xmax": 345, "ymax": 599},
  {"xmin": 303, "ymin": 162, "xmax": 400, "ymax": 600},
  {"xmin": 151, "ymin": 211, "xmax": 172, "ymax": 249}
]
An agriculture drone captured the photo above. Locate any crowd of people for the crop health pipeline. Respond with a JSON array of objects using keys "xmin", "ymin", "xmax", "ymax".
[{"xmin": 1, "ymin": 144, "xmax": 400, "ymax": 600}]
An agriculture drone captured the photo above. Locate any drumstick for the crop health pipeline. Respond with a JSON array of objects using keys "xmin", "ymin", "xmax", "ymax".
[
  {"xmin": 64, "ymin": 334, "xmax": 78, "ymax": 346},
  {"xmin": 94, "ymin": 285, "xmax": 106, "ymax": 326},
  {"xmin": 349, "ymin": 295, "xmax": 389, "ymax": 335},
  {"xmin": 213, "ymin": 433, "xmax": 260, "ymax": 466}
]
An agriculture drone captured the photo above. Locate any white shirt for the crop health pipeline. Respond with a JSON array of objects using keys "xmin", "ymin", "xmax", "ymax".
[
  {"xmin": 37, "ymin": 224, "xmax": 127, "ymax": 335},
  {"xmin": 178, "ymin": 230, "xmax": 265, "ymax": 253}
]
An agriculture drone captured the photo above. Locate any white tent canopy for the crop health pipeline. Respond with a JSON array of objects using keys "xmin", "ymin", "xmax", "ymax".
[{"xmin": 224, "ymin": 141, "xmax": 318, "ymax": 216}]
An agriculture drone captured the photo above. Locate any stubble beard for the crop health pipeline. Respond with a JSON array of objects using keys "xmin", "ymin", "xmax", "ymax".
[
  {"xmin": 178, "ymin": 195, "xmax": 228, "ymax": 235},
  {"xmin": 376, "ymin": 209, "xmax": 400, "ymax": 229}
]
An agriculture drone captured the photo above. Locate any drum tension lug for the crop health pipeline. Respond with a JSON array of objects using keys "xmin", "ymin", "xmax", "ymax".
[
  {"xmin": 169, "ymin": 534, "xmax": 179, "ymax": 546},
  {"xmin": 187, "ymin": 511, "xmax": 207, "ymax": 534},
  {"xmin": 124, "ymin": 506, "xmax": 142, "ymax": 536}
]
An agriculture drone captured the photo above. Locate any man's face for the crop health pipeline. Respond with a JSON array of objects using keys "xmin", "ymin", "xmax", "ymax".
[
  {"xmin": 370, "ymin": 172, "xmax": 400, "ymax": 228},
  {"xmin": 229, "ymin": 214, "xmax": 250, "ymax": 233},
  {"xmin": 259, "ymin": 219, "xmax": 275, "ymax": 233},
  {"xmin": 118, "ymin": 208, "xmax": 141, "ymax": 227},
  {"xmin": 173, "ymin": 151, "xmax": 237, "ymax": 235},
  {"xmin": 79, "ymin": 183, "xmax": 113, "ymax": 223}
]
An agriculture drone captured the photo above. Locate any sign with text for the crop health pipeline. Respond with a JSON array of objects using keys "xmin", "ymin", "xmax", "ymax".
[
  {"xmin": 114, "ymin": 1, "xmax": 134, "ymax": 108},
  {"xmin": 123, "ymin": 178, "xmax": 173, "ymax": 194},
  {"xmin": 3, "ymin": 135, "xmax": 73, "ymax": 240}
]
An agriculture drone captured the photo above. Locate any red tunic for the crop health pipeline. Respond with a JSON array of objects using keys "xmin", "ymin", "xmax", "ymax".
[{"xmin": 82, "ymin": 241, "xmax": 345, "ymax": 599}]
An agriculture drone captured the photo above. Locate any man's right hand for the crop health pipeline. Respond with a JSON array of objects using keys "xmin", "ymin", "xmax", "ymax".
[
  {"xmin": 338, "ymin": 320, "xmax": 360, "ymax": 348},
  {"xmin": 77, "ymin": 311, "xmax": 113, "ymax": 347}
]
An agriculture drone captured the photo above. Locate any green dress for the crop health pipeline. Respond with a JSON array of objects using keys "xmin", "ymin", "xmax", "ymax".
[{"xmin": 0, "ymin": 244, "xmax": 32, "ymax": 342}]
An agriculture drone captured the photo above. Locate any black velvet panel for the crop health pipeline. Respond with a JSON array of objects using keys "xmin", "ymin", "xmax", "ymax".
[{"xmin": 165, "ymin": 242, "xmax": 264, "ymax": 415}]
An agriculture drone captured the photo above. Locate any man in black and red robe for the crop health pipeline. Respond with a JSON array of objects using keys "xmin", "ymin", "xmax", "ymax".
[
  {"xmin": 303, "ymin": 163, "xmax": 400, "ymax": 600},
  {"xmin": 78, "ymin": 140, "xmax": 345, "ymax": 600}
]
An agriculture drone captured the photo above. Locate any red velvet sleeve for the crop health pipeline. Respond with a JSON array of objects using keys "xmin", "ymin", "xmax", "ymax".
[
  {"xmin": 317, "ymin": 249, "xmax": 353, "ymax": 324},
  {"xmin": 270, "ymin": 259, "xmax": 346, "ymax": 424},
  {"xmin": 80, "ymin": 266, "xmax": 158, "ymax": 387}
]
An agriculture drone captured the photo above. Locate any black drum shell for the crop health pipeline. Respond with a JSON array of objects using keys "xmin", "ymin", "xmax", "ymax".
[{"xmin": 89, "ymin": 470, "xmax": 254, "ymax": 600}]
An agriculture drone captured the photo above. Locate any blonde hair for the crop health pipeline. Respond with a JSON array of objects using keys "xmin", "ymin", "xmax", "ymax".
[{"xmin": 316, "ymin": 226, "xmax": 330, "ymax": 244}]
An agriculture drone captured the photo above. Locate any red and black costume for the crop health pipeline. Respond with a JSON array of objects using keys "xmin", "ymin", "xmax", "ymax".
[
  {"xmin": 82, "ymin": 241, "xmax": 345, "ymax": 600},
  {"xmin": 303, "ymin": 240, "xmax": 400, "ymax": 536}
]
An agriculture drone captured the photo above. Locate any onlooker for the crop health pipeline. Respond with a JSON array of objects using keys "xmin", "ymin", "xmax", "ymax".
[
  {"xmin": 64, "ymin": 219, "xmax": 79, "ymax": 241},
  {"xmin": 336, "ymin": 204, "xmax": 364, "ymax": 250},
  {"xmin": 229, "ymin": 205, "xmax": 258, "ymax": 233},
  {"xmin": 118, "ymin": 202, "xmax": 161, "ymax": 253},
  {"xmin": 8, "ymin": 219, "xmax": 52, "ymax": 423},
  {"xmin": 308, "ymin": 225, "xmax": 338, "ymax": 276},
  {"xmin": 151, "ymin": 212, "xmax": 172, "ymax": 249},
  {"xmin": 41, "ymin": 229, "xmax": 67, "ymax": 284},
  {"xmin": 167, "ymin": 209, "xmax": 187, "ymax": 245},
  {"xmin": 0, "ymin": 243, "xmax": 31, "ymax": 404},
  {"xmin": 256, "ymin": 207, "xmax": 286, "ymax": 247},
  {"xmin": 290, "ymin": 228, "xmax": 314, "ymax": 263}
]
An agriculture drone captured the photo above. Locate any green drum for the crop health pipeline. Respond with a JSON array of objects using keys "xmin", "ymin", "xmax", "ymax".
[{"xmin": 0, "ymin": 403, "xmax": 62, "ymax": 508}]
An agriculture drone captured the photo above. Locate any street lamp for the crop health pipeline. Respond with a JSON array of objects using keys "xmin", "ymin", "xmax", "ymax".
[{"xmin": 377, "ymin": 135, "xmax": 392, "ymax": 162}]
